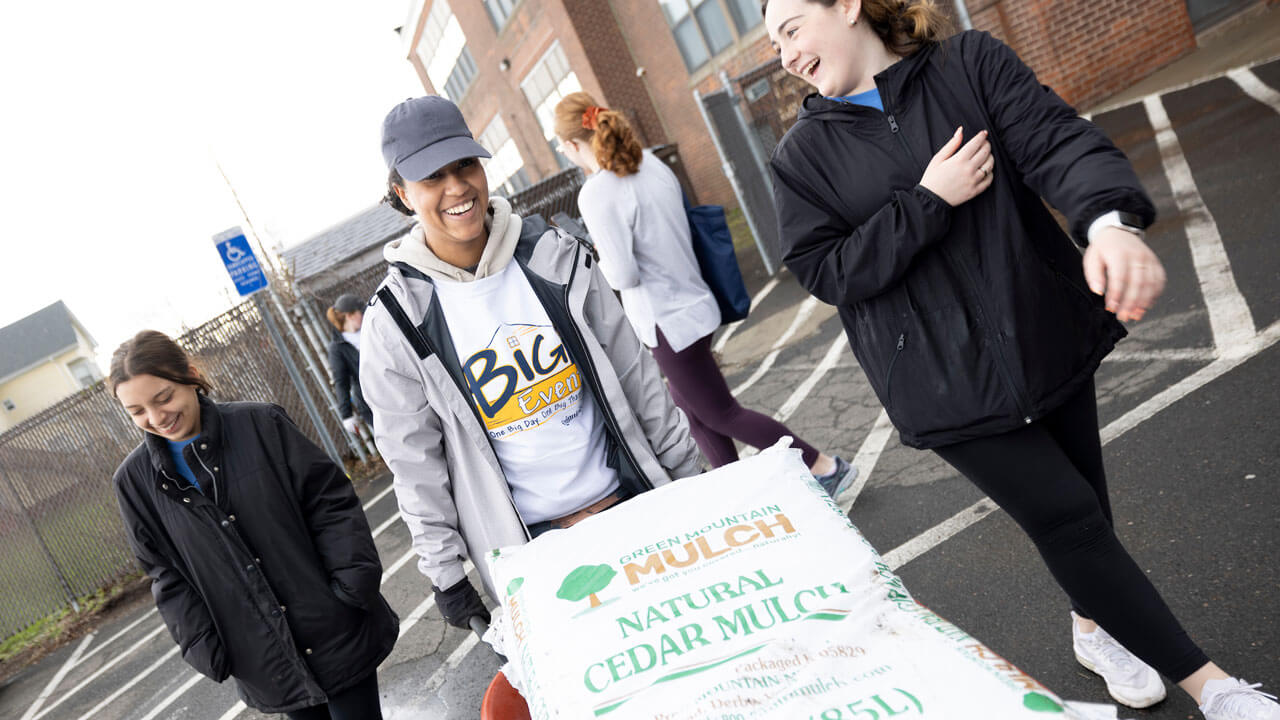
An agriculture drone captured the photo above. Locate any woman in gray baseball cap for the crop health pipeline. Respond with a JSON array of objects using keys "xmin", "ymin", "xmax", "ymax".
[{"xmin": 361, "ymin": 96, "xmax": 701, "ymax": 633}]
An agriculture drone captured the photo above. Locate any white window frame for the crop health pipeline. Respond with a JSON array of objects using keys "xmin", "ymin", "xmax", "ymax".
[
  {"xmin": 519, "ymin": 42, "xmax": 582, "ymax": 168},
  {"xmin": 477, "ymin": 115, "xmax": 530, "ymax": 196},
  {"xmin": 660, "ymin": 0, "xmax": 762, "ymax": 72},
  {"xmin": 417, "ymin": 0, "xmax": 477, "ymax": 101}
]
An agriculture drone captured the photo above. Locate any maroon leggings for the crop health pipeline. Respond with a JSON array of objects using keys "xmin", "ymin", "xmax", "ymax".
[{"xmin": 651, "ymin": 330, "xmax": 819, "ymax": 468}]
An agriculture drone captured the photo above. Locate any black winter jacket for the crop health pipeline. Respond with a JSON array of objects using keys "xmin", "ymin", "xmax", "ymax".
[
  {"xmin": 327, "ymin": 333, "xmax": 372, "ymax": 425},
  {"xmin": 112, "ymin": 397, "xmax": 398, "ymax": 713},
  {"xmin": 769, "ymin": 30, "xmax": 1152, "ymax": 448}
]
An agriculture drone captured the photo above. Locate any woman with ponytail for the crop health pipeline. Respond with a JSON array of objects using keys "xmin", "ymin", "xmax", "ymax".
[
  {"xmin": 325, "ymin": 293, "xmax": 373, "ymax": 434},
  {"xmin": 553, "ymin": 91, "xmax": 857, "ymax": 497},
  {"xmin": 764, "ymin": 1, "xmax": 1279, "ymax": 718}
]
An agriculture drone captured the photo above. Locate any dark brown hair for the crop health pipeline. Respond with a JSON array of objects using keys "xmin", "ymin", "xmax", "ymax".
[
  {"xmin": 109, "ymin": 330, "xmax": 212, "ymax": 397},
  {"xmin": 382, "ymin": 168, "xmax": 413, "ymax": 216},
  {"xmin": 554, "ymin": 91, "xmax": 643, "ymax": 177},
  {"xmin": 762, "ymin": 0, "xmax": 951, "ymax": 57}
]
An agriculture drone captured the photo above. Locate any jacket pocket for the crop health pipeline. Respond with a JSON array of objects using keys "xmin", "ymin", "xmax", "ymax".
[{"xmin": 876, "ymin": 302, "xmax": 1013, "ymax": 439}]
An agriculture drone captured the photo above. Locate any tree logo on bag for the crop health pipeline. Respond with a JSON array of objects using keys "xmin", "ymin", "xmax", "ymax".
[
  {"xmin": 557, "ymin": 564, "xmax": 618, "ymax": 612},
  {"xmin": 1021, "ymin": 692, "xmax": 1064, "ymax": 713}
]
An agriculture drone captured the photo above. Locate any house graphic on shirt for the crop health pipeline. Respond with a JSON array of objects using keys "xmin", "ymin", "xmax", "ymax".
[{"xmin": 460, "ymin": 322, "xmax": 584, "ymax": 439}]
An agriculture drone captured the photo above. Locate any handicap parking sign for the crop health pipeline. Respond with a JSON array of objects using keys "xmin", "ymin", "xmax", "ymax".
[{"xmin": 213, "ymin": 226, "xmax": 268, "ymax": 296}]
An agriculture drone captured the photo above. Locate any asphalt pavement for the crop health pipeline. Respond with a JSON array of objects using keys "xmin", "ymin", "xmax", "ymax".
[{"xmin": 1, "ymin": 54, "xmax": 1277, "ymax": 720}]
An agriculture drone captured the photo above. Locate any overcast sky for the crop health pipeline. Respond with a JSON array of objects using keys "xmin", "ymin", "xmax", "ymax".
[{"xmin": 0, "ymin": 0, "xmax": 423, "ymax": 368}]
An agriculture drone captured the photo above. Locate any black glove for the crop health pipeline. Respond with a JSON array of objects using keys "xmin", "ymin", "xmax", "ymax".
[{"xmin": 433, "ymin": 579, "xmax": 490, "ymax": 629}]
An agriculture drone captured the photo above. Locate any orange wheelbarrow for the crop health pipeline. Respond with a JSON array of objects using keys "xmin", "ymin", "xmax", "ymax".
[{"xmin": 471, "ymin": 616, "xmax": 532, "ymax": 720}]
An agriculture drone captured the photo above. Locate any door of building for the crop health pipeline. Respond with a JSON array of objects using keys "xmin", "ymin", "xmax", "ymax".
[
  {"xmin": 695, "ymin": 86, "xmax": 781, "ymax": 274},
  {"xmin": 1184, "ymin": 0, "xmax": 1253, "ymax": 30}
]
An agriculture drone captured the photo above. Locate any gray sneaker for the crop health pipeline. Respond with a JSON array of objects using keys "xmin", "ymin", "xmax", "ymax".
[{"xmin": 815, "ymin": 456, "xmax": 857, "ymax": 499}]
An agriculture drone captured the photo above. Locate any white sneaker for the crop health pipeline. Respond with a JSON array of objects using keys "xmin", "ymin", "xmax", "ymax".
[
  {"xmin": 1071, "ymin": 613, "xmax": 1167, "ymax": 708},
  {"xmin": 1199, "ymin": 678, "xmax": 1280, "ymax": 720}
]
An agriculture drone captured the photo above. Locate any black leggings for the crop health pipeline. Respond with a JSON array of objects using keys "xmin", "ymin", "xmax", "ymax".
[
  {"xmin": 285, "ymin": 670, "xmax": 382, "ymax": 720},
  {"xmin": 932, "ymin": 380, "xmax": 1209, "ymax": 682}
]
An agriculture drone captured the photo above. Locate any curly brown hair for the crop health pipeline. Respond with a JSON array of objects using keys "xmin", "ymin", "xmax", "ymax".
[
  {"xmin": 761, "ymin": 0, "xmax": 951, "ymax": 57},
  {"xmin": 554, "ymin": 91, "xmax": 643, "ymax": 177}
]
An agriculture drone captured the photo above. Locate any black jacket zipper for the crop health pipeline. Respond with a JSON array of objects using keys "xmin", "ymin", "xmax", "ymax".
[{"xmin": 884, "ymin": 104, "xmax": 1033, "ymax": 424}]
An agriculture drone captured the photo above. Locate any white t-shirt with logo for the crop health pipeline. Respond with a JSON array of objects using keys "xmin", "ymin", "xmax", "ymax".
[{"xmin": 431, "ymin": 262, "xmax": 619, "ymax": 523}]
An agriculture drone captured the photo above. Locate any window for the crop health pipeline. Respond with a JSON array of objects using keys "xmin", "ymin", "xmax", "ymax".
[
  {"xmin": 660, "ymin": 0, "xmax": 761, "ymax": 71},
  {"xmin": 519, "ymin": 43, "xmax": 582, "ymax": 169},
  {"xmin": 724, "ymin": 0, "xmax": 763, "ymax": 35},
  {"xmin": 443, "ymin": 48, "xmax": 478, "ymax": 102},
  {"xmin": 68, "ymin": 358, "xmax": 100, "ymax": 389},
  {"xmin": 484, "ymin": 0, "xmax": 518, "ymax": 31},
  {"xmin": 417, "ymin": 0, "xmax": 477, "ymax": 102},
  {"xmin": 477, "ymin": 116, "xmax": 531, "ymax": 196}
]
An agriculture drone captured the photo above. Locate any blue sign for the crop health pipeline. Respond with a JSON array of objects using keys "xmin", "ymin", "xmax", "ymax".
[{"xmin": 213, "ymin": 228, "xmax": 268, "ymax": 296}]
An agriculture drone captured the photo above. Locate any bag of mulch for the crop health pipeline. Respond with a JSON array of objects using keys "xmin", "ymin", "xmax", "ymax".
[{"xmin": 487, "ymin": 441, "xmax": 1120, "ymax": 719}]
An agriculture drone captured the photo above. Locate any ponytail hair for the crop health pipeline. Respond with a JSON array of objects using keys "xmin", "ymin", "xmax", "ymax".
[
  {"xmin": 109, "ymin": 330, "xmax": 212, "ymax": 398},
  {"xmin": 761, "ymin": 0, "xmax": 952, "ymax": 57},
  {"xmin": 326, "ymin": 307, "xmax": 346, "ymax": 332},
  {"xmin": 553, "ymin": 91, "xmax": 644, "ymax": 177}
]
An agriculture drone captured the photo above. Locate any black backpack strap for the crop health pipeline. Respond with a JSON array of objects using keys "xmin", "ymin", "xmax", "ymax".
[{"xmin": 375, "ymin": 286, "xmax": 432, "ymax": 360}]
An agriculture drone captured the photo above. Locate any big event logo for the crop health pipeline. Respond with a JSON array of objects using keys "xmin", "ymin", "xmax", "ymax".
[{"xmin": 505, "ymin": 506, "xmax": 868, "ymax": 715}]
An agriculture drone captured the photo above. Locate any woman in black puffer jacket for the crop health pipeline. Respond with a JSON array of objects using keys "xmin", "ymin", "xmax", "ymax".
[
  {"xmin": 763, "ymin": 0, "xmax": 1278, "ymax": 718},
  {"xmin": 111, "ymin": 330, "xmax": 397, "ymax": 719}
]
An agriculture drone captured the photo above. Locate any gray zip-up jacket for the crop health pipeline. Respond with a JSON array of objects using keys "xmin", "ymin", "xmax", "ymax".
[{"xmin": 359, "ymin": 201, "xmax": 701, "ymax": 603}]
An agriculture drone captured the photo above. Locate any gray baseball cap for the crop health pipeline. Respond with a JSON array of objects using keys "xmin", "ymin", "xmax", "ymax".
[{"xmin": 381, "ymin": 96, "xmax": 491, "ymax": 182}]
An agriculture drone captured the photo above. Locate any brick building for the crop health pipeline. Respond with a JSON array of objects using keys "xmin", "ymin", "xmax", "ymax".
[{"xmin": 396, "ymin": 0, "xmax": 1262, "ymax": 213}]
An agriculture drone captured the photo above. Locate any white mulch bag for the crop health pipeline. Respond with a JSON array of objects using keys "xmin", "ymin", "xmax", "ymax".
[{"xmin": 488, "ymin": 441, "xmax": 1117, "ymax": 719}]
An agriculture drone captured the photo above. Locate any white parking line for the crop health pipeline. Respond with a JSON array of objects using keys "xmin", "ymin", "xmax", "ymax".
[
  {"xmin": 775, "ymin": 335, "xmax": 847, "ymax": 423},
  {"xmin": 838, "ymin": 410, "xmax": 895, "ymax": 511},
  {"xmin": 731, "ymin": 295, "xmax": 821, "ymax": 395},
  {"xmin": 74, "ymin": 608, "xmax": 157, "ymax": 667},
  {"xmin": 371, "ymin": 511, "xmax": 403, "ymax": 539},
  {"xmin": 73, "ymin": 646, "xmax": 180, "ymax": 720},
  {"xmin": 20, "ymin": 632, "xmax": 95, "ymax": 720},
  {"xmin": 32, "ymin": 623, "xmax": 168, "ymax": 720},
  {"xmin": 1226, "ymin": 67, "xmax": 1280, "ymax": 115},
  {"xmin": 381, "ymin": 547, "xmax": 418, "ymax": 584},
  {"xmin": 1145, "ymin": 94, "xmax": 1256, "ymax": 353},
  {"xmin": 137, "ymin": 673, "xmax": 203, "ymax": 720},
  {"xmin": 421, "ymin": 634, "xmax": 480, "ymax": 694},
  {"xmin": 879, "ymin": 318, "xmax": 1280, "ymax": 571},
  {"xmin": 714, "ymin": 277, "xmax": 781, "ymax": 353},
  {"xmin": 362, "ymin": 483, "xmax": 396, "ymax": 511}
]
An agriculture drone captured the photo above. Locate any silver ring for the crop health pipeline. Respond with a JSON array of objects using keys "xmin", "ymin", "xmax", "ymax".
[{"xmin": 980, "ymin": 166, "xmax": 990, "ymax": 178}]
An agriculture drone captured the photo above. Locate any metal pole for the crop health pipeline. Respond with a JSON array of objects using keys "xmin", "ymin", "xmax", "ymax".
[
  {"xmin": 254, "ymin": 294, "xmax": 345, "ymax": 466},
  {"xmin": 265, "ymin": 288, "xmax": 368, "ymax": 463},
  {"xmin": 953, "ymin": 0, "xmax": 974, "ymax": 30},
  {"xmin": 692, "ymin": 88, "xmax": 777, "ymax": 275},
  {"xmin": 0, "ymin": 469, "xmax": 81, "ymax": 612}
]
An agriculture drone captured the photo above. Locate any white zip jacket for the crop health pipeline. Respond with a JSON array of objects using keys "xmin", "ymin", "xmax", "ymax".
[{"xmin": 359, "ymin": 202, "xmax": 701, "ymax": 603}]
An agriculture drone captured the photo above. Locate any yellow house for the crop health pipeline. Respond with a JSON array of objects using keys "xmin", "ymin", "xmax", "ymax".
[{"xmin": 0, "ymin": 301, "xmax": 101, "ymax": 433}]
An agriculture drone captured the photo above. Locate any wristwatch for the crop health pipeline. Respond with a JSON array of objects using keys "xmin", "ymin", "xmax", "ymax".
[{"xmin": 1087, "ymin": 210, "xmax": 1146, "ymax": 244}]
